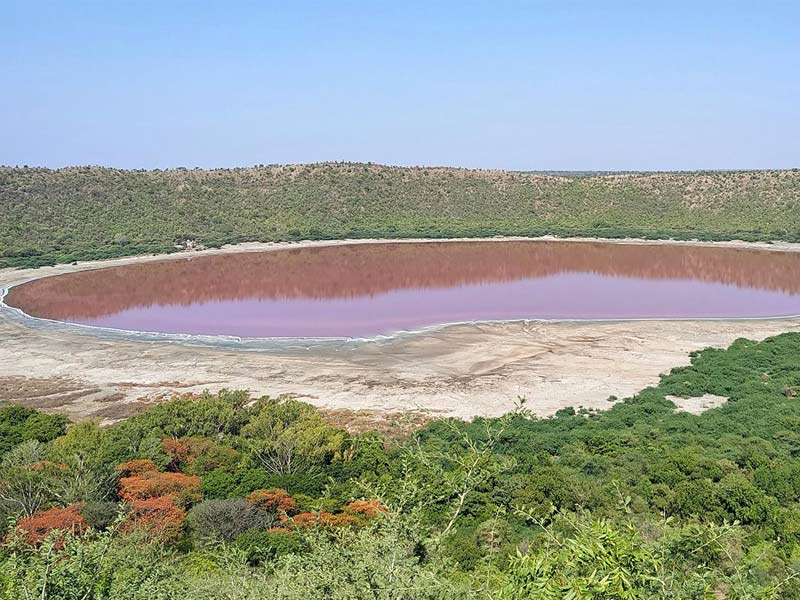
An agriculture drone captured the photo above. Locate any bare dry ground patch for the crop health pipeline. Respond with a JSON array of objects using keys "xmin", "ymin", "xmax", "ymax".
[{"xmin": 2, "ymin": 237, "xmax": 800, "ymax": 425}]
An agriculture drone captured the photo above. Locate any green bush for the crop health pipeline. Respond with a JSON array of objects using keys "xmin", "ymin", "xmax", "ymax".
[
  {"xmin": 186, "ymin": 499, "xmax": 277, "ymax": 544},
  {"xmin": 0, "ymin": 404, "xmax": 68, "ymax": 455},
  {"xmin": 233, "ymin": 529, "xmax": 304, "ymax": 565}
]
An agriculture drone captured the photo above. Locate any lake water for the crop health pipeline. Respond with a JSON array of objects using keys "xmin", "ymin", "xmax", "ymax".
[{"xmin": 6, "ymin": 241, "xmax": 800, "ymax": 338}]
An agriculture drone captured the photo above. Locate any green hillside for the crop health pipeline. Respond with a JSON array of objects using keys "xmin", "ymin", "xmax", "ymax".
[{"xmin": 1, "ymin": 164, "xmax": 799, "ymax": 268}]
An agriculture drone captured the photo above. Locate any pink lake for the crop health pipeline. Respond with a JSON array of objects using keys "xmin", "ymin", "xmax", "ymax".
[{"xmin": 6, "ymin": 241, "xmax": 800, "ymax": 338}]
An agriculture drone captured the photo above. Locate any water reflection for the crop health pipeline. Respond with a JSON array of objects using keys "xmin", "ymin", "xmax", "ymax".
[{"xmin": 7, "ymin": 242, "xmax": 800, "ymax": 337}]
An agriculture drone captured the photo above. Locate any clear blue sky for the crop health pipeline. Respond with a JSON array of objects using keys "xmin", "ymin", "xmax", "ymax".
[{"xmin": 2, "ymin": 1, "xmax": 798, "ymax": 171}]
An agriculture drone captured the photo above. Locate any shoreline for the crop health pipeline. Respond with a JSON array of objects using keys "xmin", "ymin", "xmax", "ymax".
[
  {"xmin": 4, "ymin": 234, "xmax": 800, "ymax": 284},
  {"xmin": 3, "ymin": 235, "xmax": 800, "ymax": 349},
  {"xmin": 2, "ymin": 236, "xmax": 800, "ymax": 424}
]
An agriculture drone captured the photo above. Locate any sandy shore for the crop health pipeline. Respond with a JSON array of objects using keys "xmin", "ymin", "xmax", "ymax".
[{"xmin": 2, "ymin": 236, "xmax": 800, "ymax": 424}]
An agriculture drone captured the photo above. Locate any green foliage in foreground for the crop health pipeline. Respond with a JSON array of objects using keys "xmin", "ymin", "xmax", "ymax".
[
  {"xmin": 2, "ymin": 332, "xmax": 800, "ymax": 597},
  {"xmin": 0, "ymin": 508, "xmax": 791, "ymax": 599},
  {"xmin": 0, "ymin": 404, "xmax": 67, "ymax": 454},
  {"xmin": 2, "ymin": 164, "xmax": 799, "ymax": 267}
]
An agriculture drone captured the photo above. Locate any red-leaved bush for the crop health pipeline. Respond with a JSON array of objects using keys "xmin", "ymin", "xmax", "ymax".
[
  {"xmin": 343, "ymin": 499, "xmax": 386, "ymax": 517},
  {"xmin": 119, "ymin": 470, "xmax": 201, "ymax": 506},
  {"xmin": 292, "ymin": 511, "xmax": 358, "ymax": 529},
  {"xmin": 116, "ymin": 459, "xmax": 159, "ymax": 476},
  {"xmin": 245, "ymin": 488, "xmax": 298, "ymax": 517},
  {"xmin": 161, "ymin": 436, "xmax": 239, "ymax": 473},
  {"xmin": 123, "ymin": 496, "xmax": 186, "ymax": 542},
  {"xmin": 268, "ymin": 525, "xmax": 292, "ymax": 534},
  {"xmin": 161, "ymin": 438, "xmax": 192, "ymax": 470},
  {"xmin": 288, "ymin": 499, "xmax": 385, "ymax": 530},
  {"xmin": 15, "ymin": 504, "xmax": 87, "ymax": 547},
  {"xmin": 115, "ymin": 459, "xmax": 199, "ymax": 541}
]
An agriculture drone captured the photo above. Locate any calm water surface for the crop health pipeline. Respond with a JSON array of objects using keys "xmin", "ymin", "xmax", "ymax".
[{"xmin": 6, "ymin": 242, "xmax": 800, "ymax": 338}]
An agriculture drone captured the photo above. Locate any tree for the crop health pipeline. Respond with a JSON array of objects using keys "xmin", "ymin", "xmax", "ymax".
[
  {"xmin": 0, "ymin": 441, "xmax": 55, "ymax": 517},
  {"xmin": 242, "ymin": 398, "xmax": 347, "ymax": 476}
]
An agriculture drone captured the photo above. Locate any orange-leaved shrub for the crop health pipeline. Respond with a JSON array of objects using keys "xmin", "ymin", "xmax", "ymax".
[
  {"xmin": 116, "ymin": 458, "xmax": 159, "ymax": 476},
  {"xmin": 161, "ymin": 436, "xmax": 240, "ymax": 474},
  {"xmin": 15, "ymin": 504, "xmax": 87, "ymax": 546},
  {"xmin": 288, "ymin": 499, "xmax": 385, "ymax": 529},
  {"xmin": 268, "ymin": 525, "xmax": 292, "ymax": 534},
  {"xmin": 292, "ymin": 511, "xmax": 359, "ymax": 529},
  {"xmin": 343, "ymin": 499, "xmax": 386, "ymax": 518},
  {"xmin": 245, "ymin": 488, "xmax": 297, "ymax": 517},
  {"xmin": 116, "ymin": 459, "xmax": 199, "ymax": 541},
  {"xmin": 161, "ymin": 438, "xmax": 192, "ymax": 470},
  {"xmin": 123, "ymin": 496, "xmax": 186, "ymax": 542},
  {"xmin": 118, "ymin": 469, "xmax": 201, "ymax": 507}
]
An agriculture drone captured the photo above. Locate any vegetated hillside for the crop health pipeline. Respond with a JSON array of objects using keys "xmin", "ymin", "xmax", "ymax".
[
  {"xmin": 1, "ymin": 163, "xmax": 798, "ymax": 268},
  {"xmin": 2, "ymin": 332, "xmax": 800, "ymax": 597}
]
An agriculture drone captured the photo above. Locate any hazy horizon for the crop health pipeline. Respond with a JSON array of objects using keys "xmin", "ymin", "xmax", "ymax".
[
  {"xmin": 2, "ymin": 162, "xmax": 798, "ymax": 174},
  {"xmin": 3, "ymin": 1, "xmax": 799, "ymax": 172}
]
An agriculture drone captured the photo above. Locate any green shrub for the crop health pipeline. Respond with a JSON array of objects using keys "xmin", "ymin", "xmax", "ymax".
[
  {"xmin": 186, "ymin": 499, "xmax": 277, "ymax": 544},
  {"xmin": 233, "ymin": 529, "xmax": 304, "ymax": 565}
]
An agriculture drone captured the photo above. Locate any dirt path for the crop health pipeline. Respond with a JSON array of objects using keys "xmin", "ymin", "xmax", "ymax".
[{"xmin": 2, "ymin": 237, "xmax": 799, "ymax": 424}]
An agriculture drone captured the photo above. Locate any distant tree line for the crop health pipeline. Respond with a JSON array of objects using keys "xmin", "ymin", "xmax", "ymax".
[{"xmin": 1, "ymin": 163, "xmax": 798, "ymax": 268}]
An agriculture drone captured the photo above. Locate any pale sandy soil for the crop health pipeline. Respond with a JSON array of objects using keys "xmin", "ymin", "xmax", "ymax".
[
  {"xmin": 1, "ymin": 237, "xmax": 799, "ymax": 425},
  {"xmin": 666, "ymin": 394, "xmax": 729, "ymax": 415}
]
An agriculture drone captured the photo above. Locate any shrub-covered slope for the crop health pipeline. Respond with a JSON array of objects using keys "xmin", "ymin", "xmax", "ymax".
[
  {"xmin": 3, "ymin": 333, "xmax": 800, "ymax": 596},
  {"xmin": 1, "ymin": 164, "xmax": 798, "ymax": 267}
]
